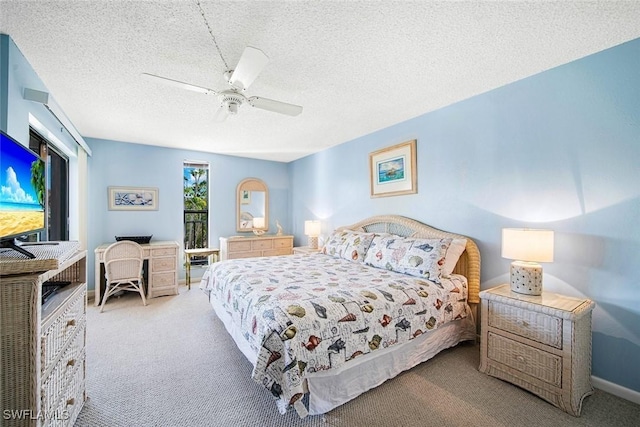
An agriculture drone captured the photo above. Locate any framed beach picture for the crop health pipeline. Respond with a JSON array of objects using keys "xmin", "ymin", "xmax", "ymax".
[
  {"xmin": 108, "ymin": 186, "xmax": 159, "ymax": 211},
  {"xmin": 369, "ymin": 140, "xmax": 417, "ymax": 198}
]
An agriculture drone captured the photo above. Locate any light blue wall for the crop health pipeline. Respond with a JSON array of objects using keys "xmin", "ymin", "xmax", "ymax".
[
  {"xmin": 290, "ymin": 38, "xmax": 640, "ymax": 393},
  {"xmin": 0, "ymin": 34, "xmax": 78, "ymax": 152},
  {"xmin": 85, "ymin": 138, "xmax": 290, "ymax": 288}
]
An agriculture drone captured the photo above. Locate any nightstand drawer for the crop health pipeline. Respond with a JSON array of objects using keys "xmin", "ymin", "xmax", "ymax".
[
  {"xmin": 488, "ymin": 332, "xmax": 562, "ymax": 387},
  {"xmin": 488, "ymin": 300, "xmax": 563, "ymax": 349}
]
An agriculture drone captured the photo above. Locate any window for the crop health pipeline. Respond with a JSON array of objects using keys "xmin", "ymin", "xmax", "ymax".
[
  {"xmin": 183, "ymin": 161, "xmax": 209, "ymax": 264},
  {"xmin": 29, "ymin": 129, "xmax": 69, "ymax": 241}
]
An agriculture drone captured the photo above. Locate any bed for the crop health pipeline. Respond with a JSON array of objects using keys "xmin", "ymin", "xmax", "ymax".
[{"xmin": 200, "ymin": 215, "xmax": 480, "ymax": 417}]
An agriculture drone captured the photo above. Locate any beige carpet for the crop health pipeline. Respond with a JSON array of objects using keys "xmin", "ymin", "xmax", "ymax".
[{"xmin": 76, "ymin": 286, "xmax": 640, "ymax": 427}]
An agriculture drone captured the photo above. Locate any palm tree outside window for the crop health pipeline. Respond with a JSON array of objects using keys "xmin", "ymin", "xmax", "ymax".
[{"xmin": 183, "ymin": 161, "xmax": 209, "ymax": 265}]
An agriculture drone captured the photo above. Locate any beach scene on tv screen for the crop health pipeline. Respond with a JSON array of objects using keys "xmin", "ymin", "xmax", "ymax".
[{"xmin": 0, "ymin": 136, "xmax": 45, "ymax": 238}]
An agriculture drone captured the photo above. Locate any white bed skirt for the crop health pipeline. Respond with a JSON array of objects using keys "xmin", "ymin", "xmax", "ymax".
[{"xmin": 205, "ymin": 288, "xmax": 476, "ymax": 415}]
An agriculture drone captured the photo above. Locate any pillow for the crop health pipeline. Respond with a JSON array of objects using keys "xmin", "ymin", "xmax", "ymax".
[
  {"xmin": 322, "ymin": 230, "xmax": 376, "ymax": 262},
  {"xmin": 364, "ymin": 235, "xmax": 452, "ymax": 283},
  {"xmin": 442, "ymin": 238, "xmax": 467, "ymax": 278}
]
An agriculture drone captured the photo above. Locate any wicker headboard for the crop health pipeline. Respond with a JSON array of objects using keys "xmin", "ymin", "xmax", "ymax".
[{"xmin": 337, "ymin": 215, "xmax": 481, "ymax": 305}]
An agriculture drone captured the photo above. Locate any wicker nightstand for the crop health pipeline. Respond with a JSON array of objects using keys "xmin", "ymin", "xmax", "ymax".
[
  {"xmin": 292, "ymin": 246, "xmax": 320, "ymax": 255},
  {"xmin": 479, "ymin": 284, "xmax": 595, "ymax": 416}
]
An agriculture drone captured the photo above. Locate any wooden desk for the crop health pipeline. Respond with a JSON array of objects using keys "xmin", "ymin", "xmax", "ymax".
[
  {"xmin": 94, "ymin": 241, "xmax": 179, "ymax": 305},
  {"xmin": 184, "ymin": 247, "xmax": 220, "ymax": 289}
]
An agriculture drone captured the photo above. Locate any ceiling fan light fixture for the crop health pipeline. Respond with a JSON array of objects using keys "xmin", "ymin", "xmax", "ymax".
[{"xmin": 226, "ymin": 101, "xmax": 239, "ymax": 115}]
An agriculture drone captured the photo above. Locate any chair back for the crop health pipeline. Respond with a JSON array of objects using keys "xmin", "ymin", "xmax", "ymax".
[{"xmin": 104, "ymin": 241, "xmax": 144, "ymax": 282}]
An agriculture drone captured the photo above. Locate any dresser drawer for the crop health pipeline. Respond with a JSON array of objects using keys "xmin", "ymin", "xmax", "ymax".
[
  {"xmin": 151, "ymin": 257, "xmax": 176, "ymax": 272},
  {"xmin": 41, "ymin": 288, "xmax": 86, "ymax": 372},
  {"xmin": 229, "ymin": 240, "xmax": 252, "ymax": 252},
  {"xmin": 48, "ymin": 355, "xmax": 86, "ymax": 427},
  {"xmin": 41, "ymin": 325, "xmax": 85, "ymax": 413},
  {"xmin": 151, "ymin": 247, "xmax": 177, "ymax": 257},
  {"xmin": 229, "ymin": 251, "xmax": 262, "ymax": 259},
  {"xmin": 488, "ymin": 300, "xmax": 563, "ymax": 349},
  {"xmin": 488, "ymin": 332, "xmax": 562, "ymax": 387},
  {"xmin": 273, "ymin": 238, "xmax": 292, "ymax": 249},
  {"xmin": 252, "ymin": 239, "xmax": 273, "ymax": 250},
  {"xmin": 264, "ymin": 248, "xmax": 292, "ymax": 256}
]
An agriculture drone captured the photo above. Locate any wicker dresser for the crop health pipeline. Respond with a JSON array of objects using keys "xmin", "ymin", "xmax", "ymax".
[
  {"xmin": 479, "ymin": 284, "xmax": 595, "ymax": 416},
  {"xmin": 219, "ymin": 235, "xmax": 293, "ymax": 260},
  {"xmin": 0, "ymin": 244, "xmax": 87, "ymax": 426}
]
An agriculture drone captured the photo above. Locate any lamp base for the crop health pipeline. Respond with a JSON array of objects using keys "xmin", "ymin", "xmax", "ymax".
[
  {"xmin": 510, "ymin": 261, "xmax": 543, "ymax": 295},
  {"xmin": 308, "ymin": 236, "xmax": 318, "ymax": 249}
]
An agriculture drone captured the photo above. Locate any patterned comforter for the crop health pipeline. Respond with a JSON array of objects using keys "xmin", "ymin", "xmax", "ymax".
[{"xmin": 200, "ymin": 253, "xmax": 469, "ymax": 416}]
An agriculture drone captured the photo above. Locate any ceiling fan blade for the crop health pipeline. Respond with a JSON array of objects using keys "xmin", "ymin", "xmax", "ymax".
[
  {"xmin": 142, "ymin": 73, "xmax": 217, "ymax": 95},
  {"xmin": 228, "ymin": 46, "xmax": 269, "ymax": 91},
  {"xmin": 248, "ymin": 96, "xmax": 303, "ymax": 116}
]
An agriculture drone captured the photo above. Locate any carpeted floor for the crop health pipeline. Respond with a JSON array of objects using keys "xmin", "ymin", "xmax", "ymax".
[{"xmin": 76, "ymin": 286, "xmax": 640, "ymax": 427}]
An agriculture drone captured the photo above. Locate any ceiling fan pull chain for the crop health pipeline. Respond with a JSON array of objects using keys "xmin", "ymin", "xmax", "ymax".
[{"xmin": 195, "ymin": 0, "xmax": 229, "ymax": 71}]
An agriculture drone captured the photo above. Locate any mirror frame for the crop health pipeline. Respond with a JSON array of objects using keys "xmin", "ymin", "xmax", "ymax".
[{"xmin": 236, "ymin": 178, "xmax": 269, "ymax": 233}]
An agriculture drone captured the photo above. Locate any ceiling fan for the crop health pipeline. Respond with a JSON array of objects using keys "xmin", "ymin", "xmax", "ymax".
[{"xmin": 143, "ymin": 46, "xmax": 303, "ymax": 121}]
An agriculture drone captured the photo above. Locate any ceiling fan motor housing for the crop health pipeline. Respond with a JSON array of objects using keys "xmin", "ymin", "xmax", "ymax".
[{"xmin": 220, "ymin": 91, "xmax": 245, "ymax": 115}]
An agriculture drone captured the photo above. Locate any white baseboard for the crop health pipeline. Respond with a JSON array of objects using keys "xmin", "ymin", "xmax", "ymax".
[{"xmin": 592, "ymin": 375, "xmax": 640, "ymax": 405}]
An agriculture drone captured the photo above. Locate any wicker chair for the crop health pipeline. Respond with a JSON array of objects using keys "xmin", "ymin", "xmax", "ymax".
[{"xmin": 100, "ymin": 240, "xmax": 147, "ymax": 312}]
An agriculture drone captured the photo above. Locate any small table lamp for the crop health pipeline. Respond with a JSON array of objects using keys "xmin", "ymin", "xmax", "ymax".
[
  {"xmin": 502, "ymin": 228, "xmax": 554, "ymax": 295},
  {"xmin": 304, "ymin": 220, "xmax": 321, "ymax": 249}
]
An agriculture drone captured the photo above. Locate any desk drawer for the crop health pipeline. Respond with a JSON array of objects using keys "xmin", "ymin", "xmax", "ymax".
[
  {"xmin": 151, "ymin": 257, "xmax": 176, "ymax": 273},
  {"xmin": 151, "ymin": 272, "xmax": 176, "ymax": 287},
  {"xmin": 252, "ymin": 239, "xmax": 273, "ymax": 250},
  {"xmin": 488, "ymin": 300, "xmax": 563, "ymax": 348},
  {"xmin": 152, "ymin": 247, "xmax": 177, "ymax": 257},
  {"xmin": 228, "ymin": 240, "xmax": 252, "ymax": 252}
]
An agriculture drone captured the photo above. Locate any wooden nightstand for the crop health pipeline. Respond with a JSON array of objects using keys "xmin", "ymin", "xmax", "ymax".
[
  {"xmin": 479, "ymin": 284, "xmax": 595, "ymax": 416},
  {"xmin": 292, "ymin": 246, "xmax": 320, "ymax": 255}
]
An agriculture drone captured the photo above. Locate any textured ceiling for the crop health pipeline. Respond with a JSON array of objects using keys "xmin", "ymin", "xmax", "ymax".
[{"xmin": 1, "ymin": 1, "xmax": 640, "ymax": 162}]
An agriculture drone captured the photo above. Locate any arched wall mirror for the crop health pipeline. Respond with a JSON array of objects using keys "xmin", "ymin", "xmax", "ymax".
[{"xmin": 237, "ymin": 178, "xmax": 269, "ymax": 233}]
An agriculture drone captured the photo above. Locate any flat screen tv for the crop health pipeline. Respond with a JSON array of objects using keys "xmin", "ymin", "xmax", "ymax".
[{"xmin": 0, "ymin": 130, "xmax": 46, "ymax": 258}]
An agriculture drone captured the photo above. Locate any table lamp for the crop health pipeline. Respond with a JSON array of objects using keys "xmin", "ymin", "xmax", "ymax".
[
  {"xmin": 304, "ymin": 220, "xmax": 321, "ymax": 249},
  {"xmin": 501, "ymin": 228, "xmax": 554, "ymax": 295}
]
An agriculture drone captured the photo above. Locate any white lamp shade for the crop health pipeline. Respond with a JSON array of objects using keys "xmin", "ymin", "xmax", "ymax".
[
  {"xmin": 253, "ymin": 217, "xmax": 265, "ymax": 228},
  {"xmin": 502, "ymin": 228, "xmax": 554, "ymax": 263},
  {"xmin": 304, "ymin": 220, "xmax": 321, "ymax": 237}
]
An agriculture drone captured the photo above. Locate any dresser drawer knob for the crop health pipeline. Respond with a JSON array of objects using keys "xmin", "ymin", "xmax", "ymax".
[
  {"xmin": 515, "ymin": 355, "xmax": 526, "ymax": 363},
  {"xmin": 67, "ymin": 359, "xmax": 75, "ymax": 367},
  {"xmin": 66, "ymin": 319, "xmax": 76, "ymax": 327},
  {"xmin": 519, "ymin": 320, "xmax": 529, "ymax": 327},
  {"xmin": 66, "ymin": 398, "xmax": 75, "ymax": 406}
]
